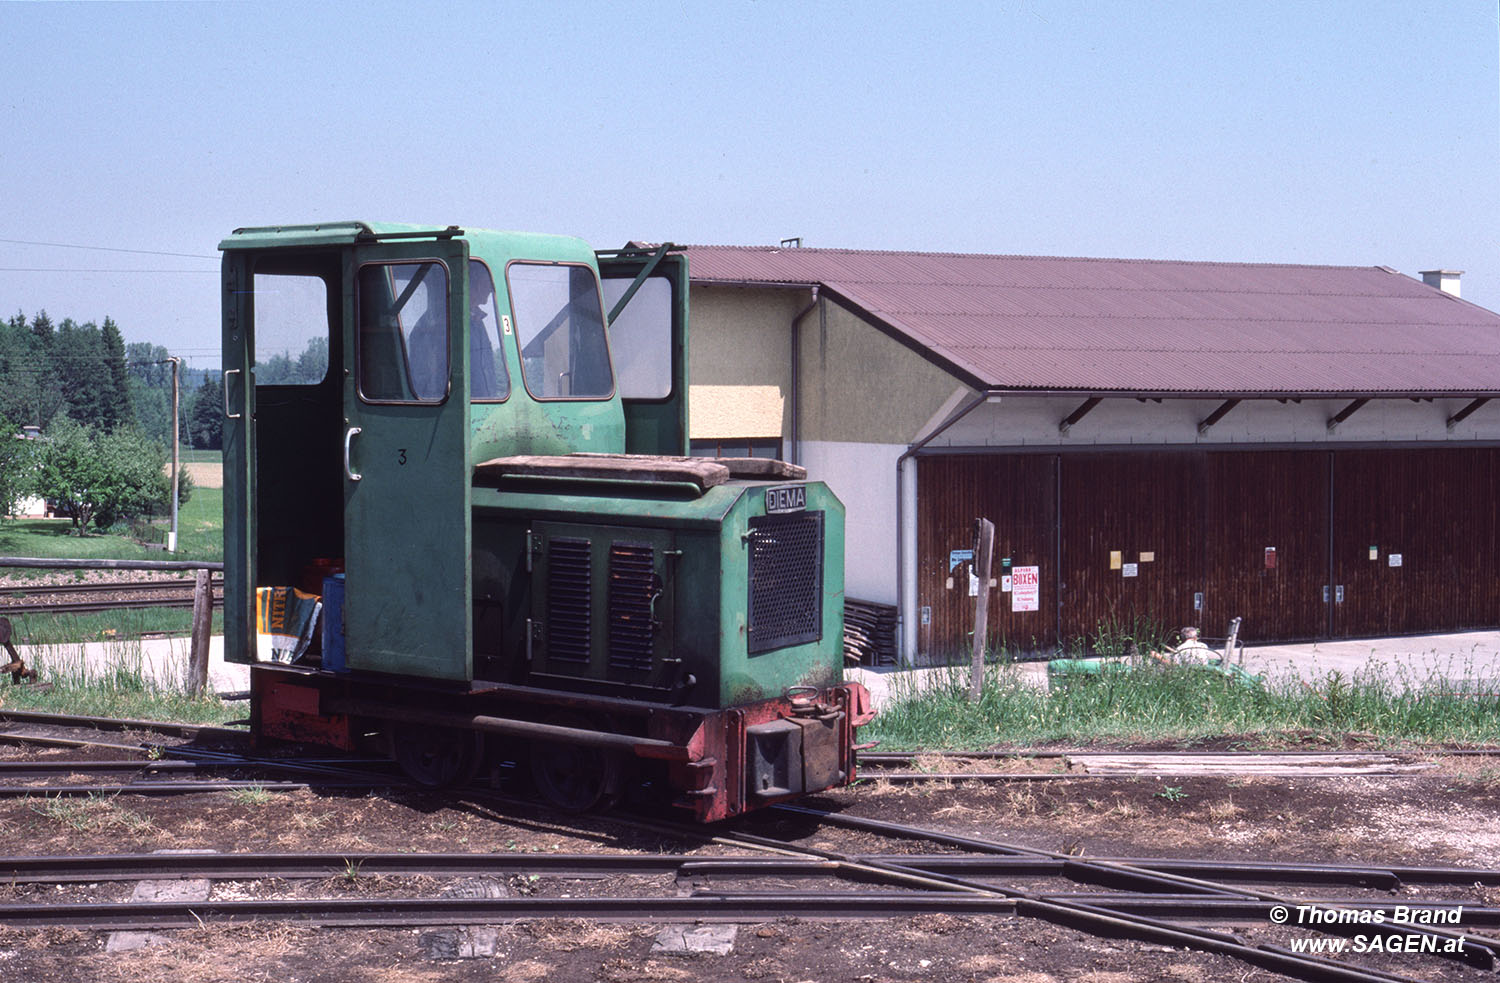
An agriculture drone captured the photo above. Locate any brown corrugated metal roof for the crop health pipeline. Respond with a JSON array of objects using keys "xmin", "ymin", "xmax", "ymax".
[{"xmin": 682, "ymin": 245, "xmax": 1500, "ymax": 395}]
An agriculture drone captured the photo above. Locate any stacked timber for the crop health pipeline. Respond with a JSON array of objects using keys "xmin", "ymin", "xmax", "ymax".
[{"xmin": 844, "ymin": 598, "xmax": 898, "ymax": 666}]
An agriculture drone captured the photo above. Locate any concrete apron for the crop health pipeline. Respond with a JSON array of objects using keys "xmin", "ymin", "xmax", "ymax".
[{"xmin": 13, "ymin": 635, "xmax": 249, "ymax": 696}]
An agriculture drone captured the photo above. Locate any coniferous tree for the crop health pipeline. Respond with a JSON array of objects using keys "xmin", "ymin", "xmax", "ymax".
[
  {"xmin": 99, "ymin": 317, "xmax": 133, "ymax": 432},
  {"xmin": 56, "ymin": 318, "xmax": 107, "ymax": 428},
  {"xmin": 187, "ymin": 374, "xmax": 223, "ymax": 451}
]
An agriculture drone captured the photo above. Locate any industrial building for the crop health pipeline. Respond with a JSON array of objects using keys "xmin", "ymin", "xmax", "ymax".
[{"xmin": 681, "ymin": 246, "xmax": 1500, "ymax": 661}]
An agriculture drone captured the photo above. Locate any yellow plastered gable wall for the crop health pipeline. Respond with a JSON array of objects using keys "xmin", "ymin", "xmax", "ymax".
[
  {"xmin": 687, "ymin": 283, "xmax": 965, "ymax": 447},
  {"xmin": 798, "ymin": 298, "xmax": 964, "ymax": 445}
]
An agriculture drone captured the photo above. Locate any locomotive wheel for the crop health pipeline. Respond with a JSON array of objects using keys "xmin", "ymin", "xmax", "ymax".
[
  {"xmin": 389, "ymin": 723, "xmax": 483, "ymax": 788},
  {"xmin": 529, "ymin": 715, "xmax": 627, "ymax": 812}
]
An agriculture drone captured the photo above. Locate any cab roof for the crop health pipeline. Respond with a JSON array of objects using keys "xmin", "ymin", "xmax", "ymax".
[{"xmin": 219, "ymin": 223, "xmax": 598, "ymax": 266}]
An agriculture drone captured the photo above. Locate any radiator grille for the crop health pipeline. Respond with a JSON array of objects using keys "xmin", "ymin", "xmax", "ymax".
[
  {"xmin": 746, "ymin": 510, "xmax": 824, "ymax": 655},
  {"xmin": 546, "ymin": 537, "xmax": 592, "ymax": 662},
  {"xmin": 608, "ymin": 543, "xmax": 658, "ymax": 672}
]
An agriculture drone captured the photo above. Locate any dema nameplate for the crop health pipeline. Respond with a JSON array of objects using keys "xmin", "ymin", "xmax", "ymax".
[{"xmin": 765, "ymin": 485, "xmax": 807, "ymax": 514}]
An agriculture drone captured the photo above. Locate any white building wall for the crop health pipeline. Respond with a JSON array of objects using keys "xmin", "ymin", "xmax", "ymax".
[{"xmin": 798, "ymin": 440, "xmax": 905, "ymax": 605}]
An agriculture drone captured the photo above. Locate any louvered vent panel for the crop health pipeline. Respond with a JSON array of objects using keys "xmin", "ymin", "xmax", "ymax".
[
  {"xmin": 746, "ymin": 511, "xmax": 825, "ymax": 654},
  {"xmin": 608, "ymin": 543, "xmax": 657, "ymax": 672},
  {"xmin": 546, "ymin": 537, "xmax": 592, "ymax": 663}
]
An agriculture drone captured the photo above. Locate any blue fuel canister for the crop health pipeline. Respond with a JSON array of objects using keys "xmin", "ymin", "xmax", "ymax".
[{"xmin": 321, "ymin": 573, "xmax": 347, "ymax": 672}]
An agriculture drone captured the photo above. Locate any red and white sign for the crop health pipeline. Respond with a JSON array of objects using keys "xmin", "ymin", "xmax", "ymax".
[{"xmin": 1011, "ymin": 565, "xmax": 1040, "ymax": 612}]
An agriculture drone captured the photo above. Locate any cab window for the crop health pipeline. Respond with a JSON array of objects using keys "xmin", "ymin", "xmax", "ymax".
[
  {"xmin": 357, "ymin": 261, "xmax": 448, "ymax": 402},
  {"xmin": 600, "ymin": 276, "xmax": 671, "ymax": 399},
  {"xmin": 469, "ymin": 261, "xmax": 510, "ymax": 401},
  {"xmin": 252, "ymin": 273, "xmax": 329, "ymax": 385},
  {"xmin": 508, "ymin": 262, "xmax": 613, "ymax": 399}
]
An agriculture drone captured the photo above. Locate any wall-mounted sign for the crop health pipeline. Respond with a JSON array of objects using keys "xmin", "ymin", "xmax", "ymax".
[
  {"xmin": 1011, "ymin": 565, "xmax": 1040, "ymax": 612},
  {"xmin": 1388, "ymin": 553, "xmax": 1403, "ymax": 567},
  {"xmin": 1001, "ymin": 575, "xmax": 1012, "ymax": 593},
  {"xmin": 1369, "ymin": 545, "xmax": 1379, "ymax": 561},
  {"xmin": 1139, "ymin": 551, "xmax": 1155, "ymax": 563},
  {"xmin": 968, "ymin": 571, "xmax": 980, "ymax": 597},
  {"xmin": 1109, "ymin": 550, "xmax": 1122, "ymax": 570},
  {"xmin": 1122, "ymin": 563, "xmax": 1139, "ymax": 578},
  {"xmin": 1265, "ymin": 546, "xmax": 1277, "ymax": 570},
  {"xmin": 949, "ymin": 549, "xmax": 973, "ymax": 573}
]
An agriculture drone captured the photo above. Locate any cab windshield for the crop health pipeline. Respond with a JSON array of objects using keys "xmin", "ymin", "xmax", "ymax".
[{"xmin": 508, "ymin": 262, "xmax": 613, "ymax": 399}]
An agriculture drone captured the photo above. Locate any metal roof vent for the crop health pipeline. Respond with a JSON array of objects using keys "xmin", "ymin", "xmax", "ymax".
[{"xmin": 1420, "ymin": 269, "xmax": 1463, "ymax": 298}]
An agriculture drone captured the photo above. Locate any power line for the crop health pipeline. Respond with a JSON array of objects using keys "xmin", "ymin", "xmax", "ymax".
[{"xmin": 0, "ymin": 237, "xmax": 218, "ymax": 261}]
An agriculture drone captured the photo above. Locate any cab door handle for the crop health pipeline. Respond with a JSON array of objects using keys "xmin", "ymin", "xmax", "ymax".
[{"xmin": 344, "ymin": 427, "xmax": 363, "ymax": 482}]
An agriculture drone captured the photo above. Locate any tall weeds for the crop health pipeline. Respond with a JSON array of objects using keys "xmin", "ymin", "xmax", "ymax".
[{"xmin": 866, "ymin": 660, "xmax": 1500, "ymax": 750}]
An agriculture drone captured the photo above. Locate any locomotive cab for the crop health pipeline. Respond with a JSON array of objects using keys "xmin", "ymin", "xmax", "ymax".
[{"xmin": 218, "ymin": 222, "xmax": 871, "ymax": 820}]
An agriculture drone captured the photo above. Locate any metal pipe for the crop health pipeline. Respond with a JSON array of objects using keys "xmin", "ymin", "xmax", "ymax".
[
  {"xmin": 327, "ymin": 699, "xmax": 688, "ymax": 759},
  {"xmin": 787, "ymin": 287, "xmax": 819, "ymax": 465},
  {"xmin": 169, "ymin": 356, "xmax": 180, "ymax": 553},
  {"xmin": 894, "ymin": 390, "xmax": 999, "ymax": 664}
]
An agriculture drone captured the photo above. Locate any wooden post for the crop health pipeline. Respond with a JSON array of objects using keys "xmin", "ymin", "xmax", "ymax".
[
  {"xmin": 970, "ymin": 517, "xmax": 995, "ymax": 702},
  {"xmin": 188, "ymin": 569, "xmax": 212, "ymax": 696}
]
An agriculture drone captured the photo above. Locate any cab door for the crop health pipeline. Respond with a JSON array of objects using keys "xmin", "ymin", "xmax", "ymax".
[
  {"xmin": 221, "ymin": 250, "xmax": 256, "ymax": 664},
  {"xmin": 343, "ymin": 238, "xmax": 472, "ymax": 681}
]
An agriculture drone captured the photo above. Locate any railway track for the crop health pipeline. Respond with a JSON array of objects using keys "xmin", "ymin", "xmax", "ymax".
[
  {"xmin": 2, "ymin": 803, "xmax": 1494, "ymax": 981},
  {"xmin": 0, "ymin": 577, "xmax": 223, "ymax": 616},
  {"xmin": 3, "ymin": 711, "xmax": 1498, "ymax": 980}
]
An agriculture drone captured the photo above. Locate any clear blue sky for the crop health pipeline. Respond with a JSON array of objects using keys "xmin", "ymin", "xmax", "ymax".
[{"xmin": 3, "ymin": 0, "xmax": 1497, "ymax": 369}]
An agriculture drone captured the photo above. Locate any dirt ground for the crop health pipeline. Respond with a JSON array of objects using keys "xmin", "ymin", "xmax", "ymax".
[{"xmin": 1, "ymin": 737, "xmax": 1498, "ymax": 982}]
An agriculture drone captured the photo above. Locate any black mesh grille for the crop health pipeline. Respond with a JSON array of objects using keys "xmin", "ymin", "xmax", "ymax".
[
  {"xmin": 746, "ymin": 510, "xmax": 824, "ymax": 655},
  {"xmin": 608, "ymin": 543, "xmax": 658, "ymax": 672},
  {"xmin": 546, "ymin": 537, "xmax": 592, "ymax": 663}
]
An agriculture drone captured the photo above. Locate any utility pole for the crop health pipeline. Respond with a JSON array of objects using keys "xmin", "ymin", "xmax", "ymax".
[{"xmin": 169, "ymin": 356, "xmax": 180, "ymax": 553}]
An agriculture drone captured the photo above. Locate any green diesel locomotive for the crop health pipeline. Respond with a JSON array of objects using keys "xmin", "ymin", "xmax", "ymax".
[{"xmin": 219, "ymin": 222, "xmax": 873, "ymax": 821}]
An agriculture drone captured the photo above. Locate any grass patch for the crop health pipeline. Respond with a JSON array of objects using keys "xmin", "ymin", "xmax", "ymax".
[
  {"xmin": 867, "ymin": 660, "xmax": 1500, "ymax": 749},
  {"xmin": 0, "ymin": 486, "xmax": 222, "ymax": 566},
  {"xmin": 30, "ymin": 793, "xmax": 156, "ymax": 834},
  {"xmin": 230, "ymin": 785, "xmax": 272, "ymax": 807}
]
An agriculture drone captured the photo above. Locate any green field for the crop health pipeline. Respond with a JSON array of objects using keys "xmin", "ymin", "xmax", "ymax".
[{"xmin": 0, "ymin": 486, "xmax": 222, "ymax": 565}]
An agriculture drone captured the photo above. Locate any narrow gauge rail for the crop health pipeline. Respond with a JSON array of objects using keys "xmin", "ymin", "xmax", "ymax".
[
  {"xmin": 8, "ymin": 849, "xmax": 1500, "ymax": 893},
  {"xmin": 0, "ymin": 578, "xmax": 223, "ymax": 616}
]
